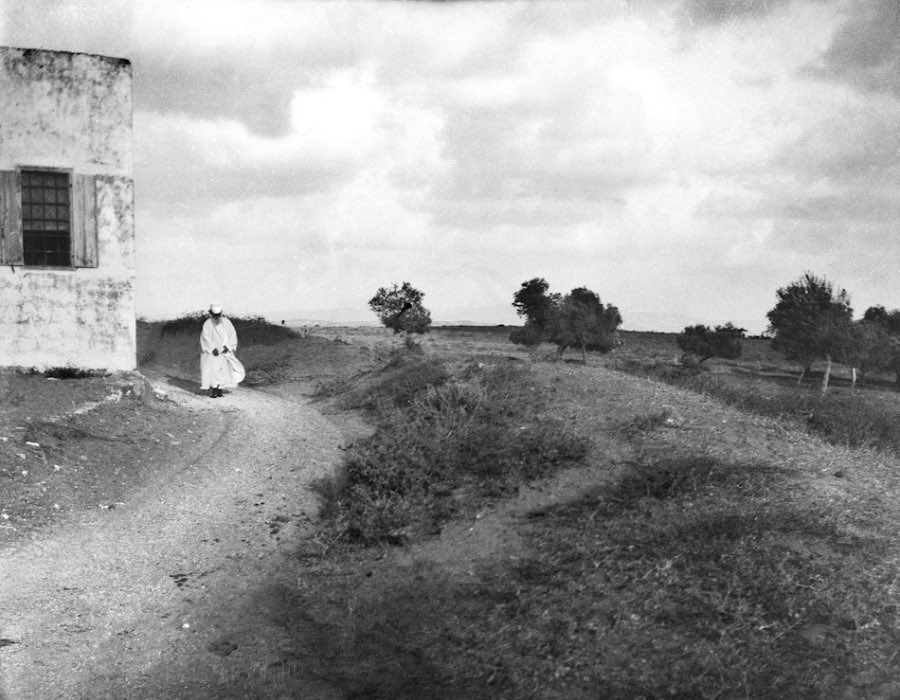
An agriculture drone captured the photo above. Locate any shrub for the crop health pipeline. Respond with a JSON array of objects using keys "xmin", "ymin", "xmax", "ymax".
[
  {"xmin": 160, "ymin": 312, "xmax": 298, "ymax": 345},
  {"xmin": 508, "ymin": 323, "xmax": 545, "ymax": 348},
  {"xmin": 231, "ymin": 316, "xmax": 299, "ymax": 345},
  {"xmin": 337, "ymin": 356, "xmax": 451, "ymax": 411},
  {"xmin": 39, "ymin": 367, "xmax": 109, "ymax": 380},
  {"xmin": 160, "ymin": 311, "xmax": 206, "ymax": 335},
  {"xmin": 677, "ymin": 323, "xmax": 745, "ymax": 366},
  {"xmin": 321, "ymin": 360, "xmax": 590, "ymax": 544}
]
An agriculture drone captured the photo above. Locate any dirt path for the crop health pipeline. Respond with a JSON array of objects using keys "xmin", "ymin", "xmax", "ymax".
[{"xmin": 0, "ymin": 378, "xmax": 345, "ymax": 700}]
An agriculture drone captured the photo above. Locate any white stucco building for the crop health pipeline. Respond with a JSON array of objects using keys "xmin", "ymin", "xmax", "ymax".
[{"xmin": 0, "ymin": 47, "xmax": 135, "ymax": 371}]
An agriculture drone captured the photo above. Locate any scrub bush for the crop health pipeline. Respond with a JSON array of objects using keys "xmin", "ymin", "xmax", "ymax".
[
  {"xmin": 320, "ymin": 360, "xmax": 590, "ymax": 544},
  {"xmin": 39, "ymin": 367, "xmax": 110, "ymax": 380},
  {"xmin": 336, "ymin": 356, "xmax": 451, "ymax": 411}
]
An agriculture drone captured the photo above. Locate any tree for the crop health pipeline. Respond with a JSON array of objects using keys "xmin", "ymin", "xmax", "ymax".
[
  {"xmin": 862, "ymin": 305, "xmax": 900, "ymax": 334},
  {"xmin": 512, "ymin": 277, "xmax": 554, "ymax": 327},
  {"xmin": 861, "ymin": 306, "xmax": 900, "ymax": 389},
  {"xmin": 677, "ymin": 323, "xmax": 745, "ymax": 367},
  {"xmin": 368, "ymin": 282, "xmax": 432, "ymax": 335},
  {"xmin": 510, "ymin": 280, "xmax": 622, "ymax": 361},
  {"xmin": 510, "ymin": 278, "xmax": 559, "ymax": 347},
  {"xmin": 549, "ymin": 287, "xmax": 622, "ymax": 362},
  {"xmin": 888, "ymin": 340, "xmax": 900, "ymax": 391},
  {"xmin": 766, "ymin": 273, "xmax": 853, "ymax": 393},
  {"xmin": 843, "ymin": 320, "xmax": 893, "ymax": 388}
]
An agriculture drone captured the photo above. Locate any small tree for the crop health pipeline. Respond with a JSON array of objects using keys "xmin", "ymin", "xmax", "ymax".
[
  {"xmin": 369, "ymin": 282, "xmax": 432, "ymax": 335},
  {"xmin": 510, "ymin": 277, "xmax": 560, "ymax": 347},
  {"xmin": 510, "ymin": 280, "xmax": 622, "ymax": 361},
  {"xmin": 512, "ymin": 278, "xmax": 557, "ymax": 328},
  {"xmin": 677, "ymin": 323, "xmax": 745, "ymax": 367},
  {"xmin": 862, "ymin": 305, "xmax": 900, "ymax": 334},
  {"xmin": 843, "ymin": 320, "xmax": 893, "ymax": 388},
  {"xmin": 862, "ymin": 306, "xmax": 900, "ymax": 389},
  {"xmin": 766, "ymin": 273, "xmax": 853, "ymax": 393},
  {"xmin": 549, "ymin": 287, "xmax": 622, "ymax": 362},
  {"xmin": 888, "ymin": 341, "xmax": 900, "ymax": 391}
]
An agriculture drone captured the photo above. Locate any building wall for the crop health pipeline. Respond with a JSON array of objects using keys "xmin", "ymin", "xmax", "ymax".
[{"xmin": 0, "ymin": 48, "xmax": 135, "ymax": 371}]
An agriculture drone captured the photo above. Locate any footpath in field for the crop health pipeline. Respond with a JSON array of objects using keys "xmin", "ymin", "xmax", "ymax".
[{"xmin": 0, "ymin": 377, "xmax": 345, "ymax": 700}]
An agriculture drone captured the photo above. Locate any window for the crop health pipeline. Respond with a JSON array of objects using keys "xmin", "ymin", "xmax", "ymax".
[
  {"xmin": 21, "ymin": 169, "xmax": 71, "ymax": 267},
  {"xmin": 0, "ymin": 168, "xmax": 98, "ymax": 268}
]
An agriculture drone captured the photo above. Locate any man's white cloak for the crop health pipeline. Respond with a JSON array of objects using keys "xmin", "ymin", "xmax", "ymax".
[{"xmin": 200, "ymin": 317, "xmax": 242, "ymax": 390}]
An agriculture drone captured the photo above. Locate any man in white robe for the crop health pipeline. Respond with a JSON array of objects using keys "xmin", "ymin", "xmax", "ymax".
[{"xmin": 200, "ymin": 303, "xmax": 243, "ymax": 397}]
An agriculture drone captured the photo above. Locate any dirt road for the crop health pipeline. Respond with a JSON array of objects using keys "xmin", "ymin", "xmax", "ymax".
[{"xmin": 0, "ymin": 378, "xmax": 345, "ymax": 699}]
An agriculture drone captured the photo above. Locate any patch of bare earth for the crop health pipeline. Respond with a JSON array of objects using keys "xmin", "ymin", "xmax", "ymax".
[{"xmin": 0, "ymin": 368, "xmax": 348, "ymax": 699}]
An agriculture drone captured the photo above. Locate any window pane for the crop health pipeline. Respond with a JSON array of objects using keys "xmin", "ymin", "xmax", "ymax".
[{"xmin": 21, "ymin": 170, "xmax": 71, "ymax": 267}]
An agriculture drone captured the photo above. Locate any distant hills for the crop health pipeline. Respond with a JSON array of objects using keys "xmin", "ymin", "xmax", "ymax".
[
  {"xmin": 267, "ymin": 307, "xmax": 764, "ymax": 334},
  {"xmin": 272, "ymin": 304, "xmax": 521, "ymax": 328}
]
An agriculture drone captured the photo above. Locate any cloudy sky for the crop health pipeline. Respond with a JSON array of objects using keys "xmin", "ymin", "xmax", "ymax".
[{"xmin": 1, "ymin": 0, "xmax": 897, "ymax": 331}]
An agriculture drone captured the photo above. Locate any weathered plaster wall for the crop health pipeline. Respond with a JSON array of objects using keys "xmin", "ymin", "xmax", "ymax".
[{"xmin": 0, "ymin": 48, "xmax": 135, "ymax": 371}]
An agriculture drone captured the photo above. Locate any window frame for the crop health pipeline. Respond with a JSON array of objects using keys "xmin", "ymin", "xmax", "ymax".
[
  {"xmin": 19, "ymin": 166, "xmax": 74, "ymax": 269},
  {"xmin": 0, "ymin": 166, "xmax": 98, "ymax": 269}
]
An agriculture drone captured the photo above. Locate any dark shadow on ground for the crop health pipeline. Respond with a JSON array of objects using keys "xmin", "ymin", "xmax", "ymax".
[
  {"xmin": 164, "ymin": 375, "xmax": 203, "ymax": 395},
  {"xmin": 122, "ymin": 576, "xmax": 481, "ymax": 700}
]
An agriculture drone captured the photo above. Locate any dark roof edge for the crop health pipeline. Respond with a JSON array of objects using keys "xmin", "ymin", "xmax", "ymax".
[{"xmin": 0, "ymin": 46, "xmax": 131, "ymax": 69}]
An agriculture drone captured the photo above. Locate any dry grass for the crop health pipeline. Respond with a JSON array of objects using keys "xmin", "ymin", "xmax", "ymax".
[
  {"xmin": 32, "ymin": 321, "xmax": 892, "ymax": 698},
  {"xmin": 137, "ymin": 317, "xmax": 359, "ymax": 389},
  {"xmin": 610, "ymin": 332, "xmax": 900, "ymax": 455},
  {"xmin": 313, "ymin": 351, "xmax": 589, "ymax": 545},
  {"xmin": 282, "ymin": 326, "xmax": 900, "ymax": 698}
]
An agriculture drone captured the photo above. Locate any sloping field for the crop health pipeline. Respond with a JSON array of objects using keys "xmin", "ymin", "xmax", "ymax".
[{"xmin": 289, "ymin": 344, "xmax": 900, "ymax": 698}]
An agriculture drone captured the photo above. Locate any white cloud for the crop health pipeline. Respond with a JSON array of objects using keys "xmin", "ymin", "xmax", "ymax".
[{"xmin": 7, "ymin": 0, "xmax": 900, "ymax": 328}]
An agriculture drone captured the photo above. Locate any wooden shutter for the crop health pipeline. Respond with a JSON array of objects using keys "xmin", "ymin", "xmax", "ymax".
[
  {"xmin": 0, "ymin": 170, "xmax": 23, "ymax": 265},
  {"xmin": 71, "ymin": 173, "xmax": 98, "ymax": 267}
]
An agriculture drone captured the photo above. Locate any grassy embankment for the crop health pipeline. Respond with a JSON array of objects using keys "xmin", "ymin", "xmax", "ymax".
[
  {"xmin": 293, "ymin": 326, "xmax": 900, "ymax": 698},
  {"xmin": 138, "ymin": 313, "xmax": 300, "ymax": 385}
]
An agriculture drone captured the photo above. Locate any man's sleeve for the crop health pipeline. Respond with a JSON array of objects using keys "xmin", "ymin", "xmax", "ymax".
[{"xmin": 199, "ymin": 321, "xmax": 215, "ymax": 353}]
